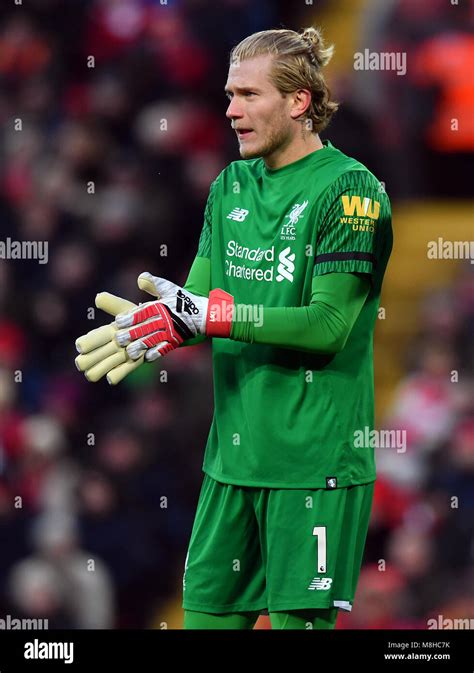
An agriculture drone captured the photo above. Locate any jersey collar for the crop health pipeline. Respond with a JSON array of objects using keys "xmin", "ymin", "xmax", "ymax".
[{"xmin": 261, "ymin": 139, "xmax": 334, "ymax": 178}]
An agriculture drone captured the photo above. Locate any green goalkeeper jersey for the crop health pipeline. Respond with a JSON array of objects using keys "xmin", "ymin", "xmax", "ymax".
[{"xmin": 196, "ymin": 139, "xmax": 392, "ymax": 489}]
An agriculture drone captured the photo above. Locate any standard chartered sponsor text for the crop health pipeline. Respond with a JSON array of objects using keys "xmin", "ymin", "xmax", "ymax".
[{"xmin": 226, "ymin": 240, "xmax": 274, "ymax": 281}]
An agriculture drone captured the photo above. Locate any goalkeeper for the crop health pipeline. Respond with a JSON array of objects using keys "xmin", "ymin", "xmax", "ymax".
[{"xmin": 76, "ymin": 26, "xmax": 392, "ymax": 630}]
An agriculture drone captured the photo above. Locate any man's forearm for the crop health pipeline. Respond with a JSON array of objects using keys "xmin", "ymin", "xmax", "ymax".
[{"xmin": 230, "ymin": 273, "xmax": 371, "ymax": 353}]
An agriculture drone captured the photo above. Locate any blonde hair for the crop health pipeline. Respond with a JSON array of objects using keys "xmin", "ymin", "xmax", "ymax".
[{"xmin": 230, "ymin": 27, "xmax": 338, "ymax": 134}]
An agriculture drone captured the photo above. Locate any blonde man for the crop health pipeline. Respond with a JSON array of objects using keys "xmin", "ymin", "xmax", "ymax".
[{"xmin": 79, "ymin": 27, "xmax": 392, "ymax": 630}]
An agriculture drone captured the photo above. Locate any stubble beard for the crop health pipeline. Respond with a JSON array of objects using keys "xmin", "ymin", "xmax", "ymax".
[{"xmin": 238, "ymin": 121, "xmax": 291, "ymax": 160}]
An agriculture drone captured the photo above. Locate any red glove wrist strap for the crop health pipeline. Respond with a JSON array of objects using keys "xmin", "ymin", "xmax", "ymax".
[{"xmin": 206, "ymin": 289, "xmax": 234, "ymax": 338}]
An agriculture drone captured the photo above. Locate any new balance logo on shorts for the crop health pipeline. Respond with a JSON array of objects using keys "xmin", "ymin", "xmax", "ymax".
[
  {"xmin": 227, "ymin": 207, "xmax": 249, "ymax": 222},
  {"xmin": 308, "ymin": 577, "xmax": 333, "ymax": 591}
]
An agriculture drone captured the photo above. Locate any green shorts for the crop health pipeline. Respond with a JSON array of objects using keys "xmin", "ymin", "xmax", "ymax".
[{"xmin": 182, "ymin": 474, "xmax": 374, "ymax": 614}]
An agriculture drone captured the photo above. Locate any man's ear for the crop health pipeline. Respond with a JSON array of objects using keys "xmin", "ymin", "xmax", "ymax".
[{"xmin": 290, "ymin": 89, "xmax": 312, "ymax": 120}]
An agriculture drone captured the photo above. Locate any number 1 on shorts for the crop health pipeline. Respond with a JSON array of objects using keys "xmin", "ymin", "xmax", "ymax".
[{"xmin": 312, "ymin": 526, "xmax": 327, "ymax": 573}]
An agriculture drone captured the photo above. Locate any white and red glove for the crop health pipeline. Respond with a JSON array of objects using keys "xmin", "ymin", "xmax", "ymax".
[{"xmin": 115, "ymin": 272, "xmax": 234, "ymax": 361}]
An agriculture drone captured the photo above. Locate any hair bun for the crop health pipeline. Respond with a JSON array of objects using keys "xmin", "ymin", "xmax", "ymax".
[{"xmin": 301, "ymin": 27, "xmax": 334, "ymax": 68}]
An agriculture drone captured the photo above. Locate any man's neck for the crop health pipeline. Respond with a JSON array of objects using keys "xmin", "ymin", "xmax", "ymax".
[{"xmin": 264, "ymin": 133, "xmax": 324, "ymax": 170}]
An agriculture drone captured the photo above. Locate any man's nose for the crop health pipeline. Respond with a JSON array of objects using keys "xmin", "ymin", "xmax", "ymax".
[{"xmin": 226, "ymin": 98, "xmax": 243, "ymax": 120}]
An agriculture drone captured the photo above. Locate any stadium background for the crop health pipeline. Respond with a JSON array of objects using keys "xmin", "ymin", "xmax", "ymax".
[{"xmin": 0, "ymin": 0, "xmax": 473, "ymax": 629}]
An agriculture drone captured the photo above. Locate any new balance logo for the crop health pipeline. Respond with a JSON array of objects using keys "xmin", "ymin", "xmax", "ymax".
[
  {"xmin": 276, "ymin": 246, "xmax": 295, "ymax": 282},
  {"xmin": 227, "ymin": 208, "xmax": 249, "ymax": 222},
  {"xmin": 308, "ymin": 577, "xmax": 333, "ymax": 591}
]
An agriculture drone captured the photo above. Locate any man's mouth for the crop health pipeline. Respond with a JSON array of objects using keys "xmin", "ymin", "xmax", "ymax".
[{"xmin": 236, "ymin": 129, "xmax": 254, "ymax": 138}]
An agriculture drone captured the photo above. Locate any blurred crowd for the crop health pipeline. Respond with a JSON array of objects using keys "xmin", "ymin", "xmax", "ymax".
[
  {"xmin": 0, "ymin": 0, "xmax": 472, "ymax": 628},
  {"xmin": 337, "ymin": 0, "xmax": 474, "ymax": 197}
]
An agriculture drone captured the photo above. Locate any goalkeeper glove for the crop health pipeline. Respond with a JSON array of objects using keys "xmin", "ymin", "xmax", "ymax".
[
  {"xmin": 115, "ymin": 271, "xmax": 234, "ymax": 361},
  {"xmin": 75, "ymin": 292, "xmax": 145, "ymax": 385}
]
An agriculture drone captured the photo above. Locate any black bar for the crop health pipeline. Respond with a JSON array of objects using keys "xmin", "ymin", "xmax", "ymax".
[
  {"xmin": 0, "ymin": 629, "xmax": 472, "ymax": 670},
  {"xmin": 314, "ymin": 251, "xmax": 377, "ymax": 266}
]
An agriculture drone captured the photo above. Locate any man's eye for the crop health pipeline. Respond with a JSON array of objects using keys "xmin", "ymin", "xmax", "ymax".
[{"xmin": 225, "ymin": 91, "xmax": 255, "ymax": 100}]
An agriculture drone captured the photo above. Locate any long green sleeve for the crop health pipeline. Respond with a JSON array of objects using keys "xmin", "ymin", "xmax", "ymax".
[
  {"xmin": 230, "ymin": 272, "xmax": 371, "ymax": 353},
  {"xmin": 183, "ymin": 256, "xmax": 211, "ymax": 297}
]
